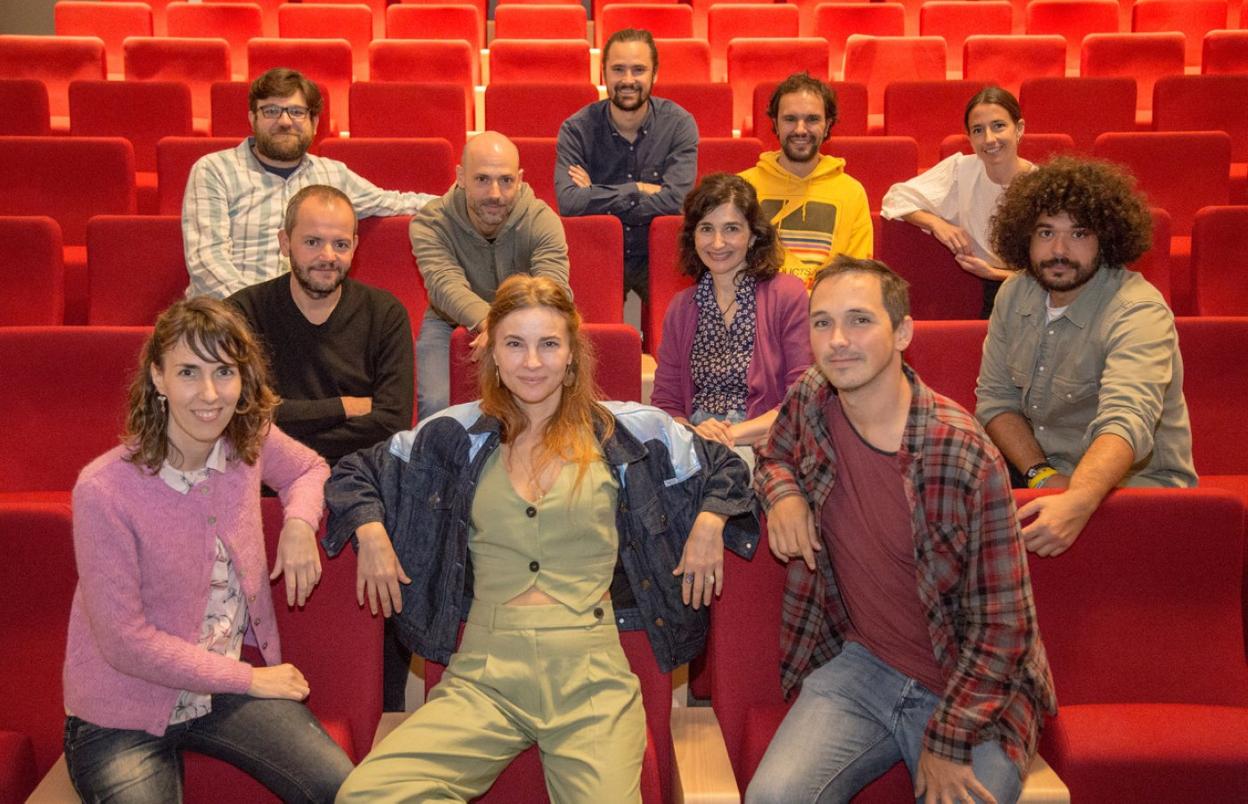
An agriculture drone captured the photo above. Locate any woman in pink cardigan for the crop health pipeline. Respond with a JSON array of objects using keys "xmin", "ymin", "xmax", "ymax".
[
  {"xmin": 652, "ymin": 173, "xmax": 813, "ymax": 453},
  {"xmin": 62, "ymin": 298, "xmax": 351, "ymax": 803}
]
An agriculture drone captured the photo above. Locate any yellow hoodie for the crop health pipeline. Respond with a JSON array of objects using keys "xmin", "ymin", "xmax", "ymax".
[{"xmin": 739, "ymin": 151, "xmax": 873, "ymax": 288}]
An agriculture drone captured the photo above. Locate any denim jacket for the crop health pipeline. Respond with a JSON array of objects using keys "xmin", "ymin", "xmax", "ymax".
[{"xmin": 324, "ymin": 401, "xmax": 759, "ymax": 673}]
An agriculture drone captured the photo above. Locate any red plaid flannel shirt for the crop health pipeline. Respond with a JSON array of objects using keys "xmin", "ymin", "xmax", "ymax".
[{"xmin": 754, "ymin": 365, "xmax": 1057, "ymax": 774}]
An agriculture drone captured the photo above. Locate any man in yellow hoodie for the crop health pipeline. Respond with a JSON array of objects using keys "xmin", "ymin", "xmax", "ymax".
[{"xmin": 740, "ymin": 73, "xmax": 872, "ymax": 288}]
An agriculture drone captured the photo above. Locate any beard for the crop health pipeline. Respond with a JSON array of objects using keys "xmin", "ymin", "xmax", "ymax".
[
  {"xmin": 255, "ymin": 126, "xmax": 312, "ymax": 163},
  {"xmin": 609, "ymin": 82, "xmax": 650, "ymax": 112},
  {"xmin": 780, "ymin": 132, "xmax": 822, "ymax": 164},
  {"xmin": 290, "ymin": 255, "xmax": 347, "ymax": 299},
  {"xmin": 1028, "ymin": 257, "xmax": 1098, "ymax": 295}
]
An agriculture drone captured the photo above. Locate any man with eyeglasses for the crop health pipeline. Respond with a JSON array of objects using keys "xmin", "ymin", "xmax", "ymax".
[{"xmin": 183, "ymin": 68, "xmax": 436, "ymax": 299}]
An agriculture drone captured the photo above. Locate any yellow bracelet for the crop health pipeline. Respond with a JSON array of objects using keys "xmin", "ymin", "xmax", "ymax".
[{"xmin": 1027, "ymin": 467, "xmax": 1059, "ymax": 489}]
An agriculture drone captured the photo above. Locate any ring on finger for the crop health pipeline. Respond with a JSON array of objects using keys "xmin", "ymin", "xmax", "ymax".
[
  {"xmin": 683, "ymin": 572, "xmax": 694, "ymax": 584},
  {"xmin": 707, "ymin": 573, "xmax": 715, "ymax": 584}
]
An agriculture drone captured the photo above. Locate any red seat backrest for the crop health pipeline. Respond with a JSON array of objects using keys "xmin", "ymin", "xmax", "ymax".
[
  {"xmin": 884, "ymin": 79, "xmax": 990, "ymax": 168},
  {"xmin": 697, "ymin": 136, "xmax": 763, "ymax": 180},
  {"xmin": 386, "ymin": 3, "xmax": 485, "ymax": 53},
  {"xmin": 707, "ymin": 4, "xmax": 800, "ymax": 81},
  {"xmin": 156, "ymin": 135, "xmax": 239, "ymax": 216},
  {"xmin": 814, "ymin": 2, "xmax": 906, "ymax": 78},
  {"xmin": 1019, "ymin": 76, "xmax": 1136, "ymax": 152},
  {"xmin": 644, "ymin": 215, "xmax": 693, "ymax": 352},
  {"xmin": 597, "ymin": 3, "xmax": 693, "ymax": 50},
  {"xmin": 1191, "ymin": 206, "xmax": 1248, "ymax": 317},
  {"xmin": 0, "ymin": 79, "xmax": 51, "ymax": 136},
  {"xmin": 919, "ymin": 0, "xmax": 1014, "ymax": 74},
  {"xmin": 513, "ymin": 136, "xmax": 559, "ymax": 208},
  {"xmin": 165, "ymin": 1, "xmax": 262, "ymax": 80},
  {"xmin": 963, "ymin": 34, "xmax": 1066, "ymax": 97},
  {"xmin": 1152, "ymin": 74, "xmax": 1248, "ymax": 162},
  {"xmin": 0, "ymin": 216, "xmax": 64, "ymax": 326},
  {"xmin": 843, "ymin": 35, "xmax": 947, "ymax": 116},
  {"xmin": 653, "ymin": 82, "xmax": 734, "ymax": 138},
  {"xmin": 727, "ymin": 37, "xmax": 829, "ymax": 133},
  {"xmin": 1081, "ymin": 32, "xmax": 1186, "ymax": 114},
  {"xmin": 1132, "ymin": 0, "xmax": 1229, "ymax": 68},
  {"xmin": 1175, "ymin": 316, "xmax": 1248, "ymax": 475},
  {"xmin": 653, "ymin": 37, "xmax": 711, "ymax": 83},
  {"xmin": 905, "ymin": 319, "xmax": 987, "ymax": 411},
  {"xmin": 350, "ymin": 81, "xmax": 470, "ymax": 146},
  {"xmin": 369, "ymin": 38, "xmax": 478, "ymax": 90},
  {"xmin": 1024, "ymin": 0, "xmax": 1121, "ymax": 72},
  {"xmin": 69, "ymin": 80, "xmax": 194, "ymax": 172},
  {"xmin": 494, "ymin": 4, "xmax": 588, "ymax": 40},
  {"xmin": 317, "ymin": 137, "xmax": 455, "ymax": 195},
  {"xmin": 875, "ymin": 216, "xmax": 982, "ymax": 320},
  {"xmin": 825, "ymin": 135, "xmax": 919, "ymax": 213},
  {"xmin": 278, "ymin": 3, "xmax": 374, "ymax": 82},
  {"xmin": 0, "ymin": 35, "xmax": 106, "ymax": 120},
  {"xmin": 86, "ymin": 216, "xmax": 186, "ymax": 326},
  {"xmin": 351, "ymin": 215, "xmax": 429, "ymax": 330},
  {"xmin": 562, "ymin": 215, "xmax": 625, "ymax": 324},
  {"xmin": 1202, "ymin": 28, "xmax": 1248, "ymax": 75},
  {"xmin": 124, "ymin": 36, "xmax": 231, "ymax": 123},
  {"xmin": 54, "ymin": 1, "xmax": 152, "ymax": 77},
  {"xmin": 484, "ymin": 82, "xmax": 598, "ymax": 138},
  {"xmin": 488, "ymin": 39, "xmax": 592, "ymax": 84}
]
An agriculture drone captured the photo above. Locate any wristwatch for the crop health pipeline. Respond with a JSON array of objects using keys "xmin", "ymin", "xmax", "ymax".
[{"xmin": 1025, "ymin": 462, "xmax": 1058, "ymax": 489}]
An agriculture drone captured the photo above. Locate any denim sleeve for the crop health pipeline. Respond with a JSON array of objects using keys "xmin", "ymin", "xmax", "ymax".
[{"xmin": 323, "ymin": 436, "xmax": 406, "ymax": 556}]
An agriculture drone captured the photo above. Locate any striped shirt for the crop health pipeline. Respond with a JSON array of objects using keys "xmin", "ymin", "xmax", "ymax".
[
  {"xmin": 182, "ymin": 138, "xmax": 436, "ymax": 299},
  {"xmin": 754, "ymin": 365, "xmax": 1057, "ymax": 775}
]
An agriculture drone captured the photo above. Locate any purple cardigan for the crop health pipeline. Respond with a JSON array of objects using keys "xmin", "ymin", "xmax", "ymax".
[
  {"xmin": 652, "ymin": 273, "xmax": 813, "ymax": 420},
  {"xmin": 63, "ymin": 426, "xmax": 329, "ymax": 736}
]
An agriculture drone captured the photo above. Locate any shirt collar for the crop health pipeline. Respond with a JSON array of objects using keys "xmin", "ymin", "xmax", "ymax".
[
  {"xmin": 603, "ymin": 99, "xmax": 655, "ymax": 139},
  {"xmin": 157, "ymin": 439, "xmax": 228, "ymax": 494}
]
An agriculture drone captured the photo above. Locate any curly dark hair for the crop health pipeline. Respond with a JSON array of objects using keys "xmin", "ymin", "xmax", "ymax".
[
  {"xmin": 990, "ymin": 156, "xmax": 1152, "ymax": 271},
  {"xmin": 678, "ymin": 173, "xmax": 782, "ymax": 281},
  {"xmin": 767, "ymin": 72, "xmax": 838, "ymax": 135}
]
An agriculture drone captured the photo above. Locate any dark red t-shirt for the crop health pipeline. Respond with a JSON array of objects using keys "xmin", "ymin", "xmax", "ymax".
[{"xmin": 819, "ymin": 398, "xmax": 947, "ymax": 695}]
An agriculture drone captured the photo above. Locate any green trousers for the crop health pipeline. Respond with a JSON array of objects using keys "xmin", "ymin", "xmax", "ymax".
[{"xmin": 337, "ymin": 600, "xmax": 646, "ymax": 803}]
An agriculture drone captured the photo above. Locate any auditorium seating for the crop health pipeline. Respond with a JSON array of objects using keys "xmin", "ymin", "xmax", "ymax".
[
  {"xmin": 0, "ymin": 326, "xmax": 147, "ymax": 500},
  {"xmin": 513, "ymin": 137, "xmax": 559, "ymax": 208},
  {"xmin": 385, "ymin": 4, "xmax": 484, "ymax": 68},
  {"xmin": 1025, "ymin": 487, "xmax": 1248, "ymax": 802},
  {"xmin": 368, "ymin": 40, "xmax": 477, "ymax": 102},
  {"xmin": 53, "ymin": 1, "xmax": 152, "ymax": 79},
  {"xmin": 875, "ymin": 216, "xmax": 983, "ymax": 320},
  {"xmin": 697, "ymin": 136, "xmax": 764, "ymax": 179},
  {"xmin": 825, "ymin": 136, "xmax": 920, "ymax": 212},
  {"xmin": 278, "ymin": 2, "xmax": 375, "ymax": 83},
  {"xmin": 1081, "ymin": 32, "xmax": 1186, "ymax": 124},
  {"xmin": 0, "ymin": 502, "xmax": 75, "ymax": 802},
  {"xmin": 905, "ymin": 318, "xmax": 986, "ymax": 410},
  {"xmin": 1132, "ymin": 0, "xmax": 1230, "ymax": 69},
  {"xmin": 1024, "ymin": 0, "xmax": 1120, "ymax": 73},
  {"xmin": 165, "ymin": 1, "xmax": 263, "ymax": 81},
  {"xmin": 248, "ymin": 37, "xmax": 353, "ymax": 131},
  {"xmin": 1152, "ymin": 74, "xmax": 1248, "ymax": 202},
  {"xmin": 156, "ymin": 136, "xmax": 238, "ymax": 216},
  {"xmin": 814, "ymin": 2, "xmax": 906, "ymax": 79},
  {"xmin": 919, "ymin": 0, "xmax": 1014, "ymax": 76},
  {"xmin": 1175, "ymin": 316, "xmax": 1248, "ymax": 480},
  {"xmin": 645, "ymin": 214, "xmax": 693, "ymax": 352},
  {"xmin": 0, "ymin": 35, "xmax": 106, "ymax": 129},
  {"xmin": 1019, "ymin": 76, "xmax": 1136, "ymax": 152},
  {"xmin": 315, "ymin": 0, "xmax": 389, "ymax": 39},
  {"xmin": 690, "ymin": 0, "xmax": 765, "ymax": 39},
  {"xmin": 350, "ymin": 215, "xmax": 429, "ymax": 328},
  {"xmin": 124, "ymin": 36, "xmax": 230, "ymax": 130},
  {"xmin": 963, "ymin": 34, "xmax": 1066, "ymax": 96},
  {"xmin": 594, "ymin": 0, "xmax": 678, "ymax": 31},
  {"xmin": 727, "ymin": 37, "xmax": 829, "ymax": 134},
  {"xmin": 0, "ymin": 79, "xmax": 50, "ymax": 136},
  {"xmin": 350, "ymin": 82, "xmax": 469, "ymax": 150},
  {"xmin": 1203, "ymin": 28, "xmax": 1248, "ymax": 74},
  {"xmin": 488, "ymin": 39, "xmax": 591, "ymax": 84},
  {"xmin": 0, "ymin": 217, "xmax": 64, "ymax": 327},
  {"xmin": 68, "ymin": 80, "xmax": 194, "ymax": 214},
  {"xmin": 883, "ymin": 79, "xmax": 988, "ymax": 168},
  {"xmin": 448, "ymin": 324, "xmax": 643, "ymax": 405},
  {"xmin": 209, "ymin": 80, "xmax": 332, "ymax": 145},
  {"xmin": 653, "ymin": 37, "xmax": 712, "ymax": 82},
  {"xmin": 707, "ymin": 4, "xmax": 800, "ymax": 81},
  {"xmin": 1190, "ymin": 206, "xmax": 1248, "ymax": 315},
  {"xmin": 318, "ymin": 137, "xmax": 456, "ymax": 195},
  {"xmin": 843, "ymin": 35, "xmax": 947, "ymax": 121},
  {"xmin": 484, "ymin": 82, "xmax": 598, "ymax": 138},
  {"xmin": 597, "ymin": 3, "xmax": 693, "ymax": 50},
  {"xmin": 653, "ymin": 82, "xmax": 734, "ymax": 137},
  {"xmin": 418, "ymin": 628, "xmax": 665, "ymax": 803},
  {"xmin": 86, "ymin": 215, "xmax": 186, "ymax": 326},
  {"xmin": 494, "ymin": 4, "xmax": 588, "ymax": 40},
  {"xmin": 562, "ymin": 215, "xmax": 626, "ymax": 324}
]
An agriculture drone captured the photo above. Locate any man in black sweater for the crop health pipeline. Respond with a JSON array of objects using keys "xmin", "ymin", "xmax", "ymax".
[{"xmin": 227, "ymin": 184, "xmax": 414, "ymax": 465}]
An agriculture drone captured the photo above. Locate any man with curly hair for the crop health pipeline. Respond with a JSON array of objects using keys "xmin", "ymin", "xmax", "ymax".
[{"xmin": 976, "ymin": 157, "xmax": 1196, "ymax": 557}]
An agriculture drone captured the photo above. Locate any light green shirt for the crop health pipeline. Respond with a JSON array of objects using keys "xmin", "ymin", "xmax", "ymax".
[{"xmin": 975, "ymin": 268, "xmax": 1197, "ymax": 486}]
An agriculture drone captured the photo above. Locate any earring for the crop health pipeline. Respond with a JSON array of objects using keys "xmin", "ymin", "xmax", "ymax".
[
  {"xmin": 495, "ymin": 366, "xmax": 502, "ymax": 387},
  {"xmin": 563, "ymin": 364, "xmax": 576, "ymax": 388},
  {"xmin": 157, "ymin": 394, "xmax": 167, "ymax": 414}
]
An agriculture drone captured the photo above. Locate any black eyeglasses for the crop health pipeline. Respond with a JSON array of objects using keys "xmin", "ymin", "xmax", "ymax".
[{"xmin": 257, "ymin": 104, "xmax": 311, "ymax": 121}]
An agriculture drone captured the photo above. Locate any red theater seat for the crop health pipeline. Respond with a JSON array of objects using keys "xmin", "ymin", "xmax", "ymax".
[
  {"xmin": 1190, "ymin": 206, "xmax": 1248, "ymax": 316},
  {"xmin": 1025, "ymin": 0, "xmax": 1121, "ymax": 73},
  {"xmin": 815, "ymin": 2, "xmax": 906, "ymax": 79},
  {"xmin": 156, "ymin": 136, "xmax": 238, "ymax": 216},
  {"xmin": 884, "ymin": 79, "xmax": 989, "ymax": 168},
  {"xmin": 1175, "ymin": 316, "xmax": 1248, "ymax": 477},
  {"xmin": 54, "ymin": 1, "xmax": 152, "ymax": 78},
  {"xmin": 488, "ymin": 39, "xmax": 591, "ymax": 84},
  {"xmin": 213, "ymin": 0, "xmax": 282, "ymax": 36},
  {"xmin": 494, "ymin": 4, "xmax": 588, "ymax": 40},
  {"xmin": 350, "ymin": 82, "xmax": 470, "ymax": 150},
  {"xmin": 1019, "ymin": 76, "xmax": 1136, "ymax": 152},
  {"xmin": 351, "ymin": 215, "xmax": 429, "ymax": 330},
  {"xmin": 449, "ymin": 324, "xmax": 642, "ymax": 405},
  {"xmin": 843, "ymin": 35, "xmax": 946, "ymax": 120},
  {"xmin": 597, "ymin": 3, "xmax": 693, "ymax": 50},
  {"xmin": 727, "ymin": 37, "xmax": 829, "ymax": 134},
  {"xmin": 876, "ymin": 216, "xmax": 983, "ymax": 320},
  {"xmin": 653, "ymin": 82, "xmax": 734, "ymax": 137},
  {"xmin": 369, "ymin": 40, "xmax": 476, "ymax": 101},
  {"xmin": 1203, "ymin": 28, "xmax": 1248, "ymax": 74},
  {"xmin": 317, "ymin": 137, "xmax": 455, "ymax": 196},
  {"xmin": 919, "ymin": 0, "xmax": 1014, "ymax": 75},
  {"xmin": 963, "ymin": 34, "xmax": 1066, "ymax": 96},
  {"xmin": 825, "ymin": 136, "xmax": 920, "ymax": 213},
  {"xmin": 707, "ymin": 4, "xmax": 799, "ymax": 81},
  {"xmin": 645, "ymin": 214, "xmax": 693, "ymax": 352},
  {"xmin": 0, "ymin": 79, "xmax": 50, "ymax": 136},
  {"xmin": 1132, "ymin": 0, "xmax": 1229, "ymax": 69},
  {"xmin": 384, "ymin": 5, "xmax": 482, "ymax": 83},
  {"xmin": 0, "ymin": 35, "xmax": 106, "ymax": 128},
  {"xmin": 485, "ymin": 82, "xmax": 598, "ymax": 138},
  {"xmin": 697, "ymin": 137, "xmax": 764, "ymax": 180},
  {"xmin": 86, "ymin": 216, "xmax": 185, "ymax": 326},
  {"xmin": 562, "ymin": 215, "xmax": 625, "ymax": 324},
  {"xmin": 248, "ymin": 37, "xmax": 353, "ymax": 132},
  {"xmin": 0, "ymin": 217, "xmax": 64, "ymax": 326},
  {"xmin": 1152, "ymin": 74, "xmax": 1248, "ymax": 200},
  {"xmin": 278, "ymin": 2, "xmax": 374, "ymax": 82},
  {"xmin": 1081, "ymin": 32, "xmax": 1186, "ymax": 123},
  {"xmin": 905, "ymin": 319, "xmax": 986, "ymax": 410},
  {"xmin": 124, "ymin": 36, "xmax": 230, "ymax": 129},
  {"xmin": 653, "ymin": 38, "xmax": 712, "ymax": 83},
  {"xmin": 690, "ymin": 0, "xmax": 766, "ymax": 39},
  {"xmin": 166, "ymin": 1, "xmax": 262, "ymax": 81},
  {"xmin": 513, "ymin": 137, "xmax": 559, "ymax": 208},
  {"xmin": 315, "ymin": 0, "xmax": 389, "ymax": 39}
]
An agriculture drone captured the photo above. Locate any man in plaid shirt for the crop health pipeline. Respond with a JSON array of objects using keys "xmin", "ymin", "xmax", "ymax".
[{"xmin": 748, "ymin": 256, "xmax": 1055, "ymax": 804}]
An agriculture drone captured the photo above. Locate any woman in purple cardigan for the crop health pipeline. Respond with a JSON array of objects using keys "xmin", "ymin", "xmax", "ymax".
[
  {"xmin": 652, "ymin": 173, "xmax": 812, "ymax": 451},
  {"xmin": 62, "ymin": 298, "xmax": 351, "ymax": 803}
]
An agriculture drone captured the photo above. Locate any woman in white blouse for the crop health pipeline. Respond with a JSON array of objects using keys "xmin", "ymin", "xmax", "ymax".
[{"xmin": 881, "ymin": 86, "xmax": 1032, "ymax": 317}]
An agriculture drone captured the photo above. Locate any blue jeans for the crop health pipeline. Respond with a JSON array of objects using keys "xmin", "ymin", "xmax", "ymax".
[
  {"xmin": 416, "ymin": 311, "xmax": 454, "ymax": 421},
  {"xmin": 64, "ymin": 694, "xmax": 352, "ymax": 803},
  {"xmin": 745, "ymin": 642, "xmax": 1021, "ymax": 804}
]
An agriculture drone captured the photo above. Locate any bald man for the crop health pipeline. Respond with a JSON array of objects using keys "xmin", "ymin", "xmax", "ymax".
[{"xmin": 410, "ymin": 132, "xmax": 572, "ymax": 420}]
